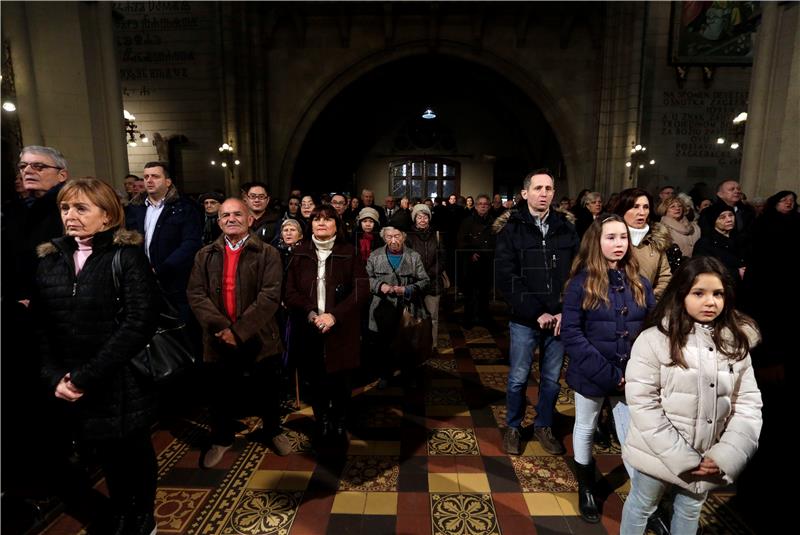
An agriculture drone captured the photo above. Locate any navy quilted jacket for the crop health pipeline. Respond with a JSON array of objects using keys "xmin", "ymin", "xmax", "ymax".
[{"xmin": 563, "ymin": 269, "xmax": 655, "ymax": 396}]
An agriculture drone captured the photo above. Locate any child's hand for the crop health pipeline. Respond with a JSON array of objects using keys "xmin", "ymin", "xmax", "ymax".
[{"xmin": 690, "ymin": 457, "xmax": 720, "ymax": 476}]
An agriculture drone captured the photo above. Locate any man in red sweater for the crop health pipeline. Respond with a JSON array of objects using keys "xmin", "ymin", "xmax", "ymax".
[{"xmin": 187, "ymin": 198, "xmax": 290, "ymax": 468}]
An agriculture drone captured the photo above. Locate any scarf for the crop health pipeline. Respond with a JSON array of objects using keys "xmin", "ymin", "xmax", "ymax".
[
  {"xmin": 312, "ymin": 235, "xmax": 336, "ymax": 312},
  {"xmin": 628, "ymin": 225, "xmax": 649, "ymax": 247},
  {"xmin": 358, "ymin": 232, "xmax": 374, "ymax": 260}
]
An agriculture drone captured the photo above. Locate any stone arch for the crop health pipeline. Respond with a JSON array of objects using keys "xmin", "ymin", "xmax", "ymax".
[{"xmin": 279, "ymin": 41, "xmax": 583, "ymax": 194}]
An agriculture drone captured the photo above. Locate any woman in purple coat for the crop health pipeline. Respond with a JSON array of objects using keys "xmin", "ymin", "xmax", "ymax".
[{"xmin": 562, "ymin": 214, "xmax": 655, "ymax": 524}]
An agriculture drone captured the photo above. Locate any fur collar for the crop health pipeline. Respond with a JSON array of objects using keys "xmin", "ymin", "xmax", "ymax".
[
  {"xmin": 639, "ymin": 221, "xmax": 672, "ymax": 252},
  {"xmin": 491, "ymin": 205, "xmax": 575, "ymax": 234},
  {"xmin": 36, "ymin": 228, "xmax": 143, "ymax": 258}
]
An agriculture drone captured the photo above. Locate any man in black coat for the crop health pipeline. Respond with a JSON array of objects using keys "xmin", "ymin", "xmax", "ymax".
[
  {"xmin": 456, "ymin": 194, "xmax": 496, "ymax": 327},
  {"xmin": 125, "ymin": 161, "xmax": 202, "ymax": 321},
  {"xmin": 698, "ymin": 179, "xmax": 756, "ymax": 260},
  {"xmin": 494, "ymin": 169, "xmax": 579, "ymax": 456}
]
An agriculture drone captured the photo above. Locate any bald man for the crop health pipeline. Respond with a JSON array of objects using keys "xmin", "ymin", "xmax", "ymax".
[{"xmin": 187, "ymin": 198, "xmax": 290, "ymax": 466}]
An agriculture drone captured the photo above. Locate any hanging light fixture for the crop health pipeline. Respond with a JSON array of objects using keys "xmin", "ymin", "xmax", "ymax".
[{"xmin": 421, "ymin": 107, "xmax": 436, "ymax": 120}]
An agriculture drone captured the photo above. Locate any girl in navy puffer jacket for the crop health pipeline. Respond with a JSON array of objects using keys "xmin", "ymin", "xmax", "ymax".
[{"xmin": 561, "ymin": 214, "xmax": 655, "ymax": 524}]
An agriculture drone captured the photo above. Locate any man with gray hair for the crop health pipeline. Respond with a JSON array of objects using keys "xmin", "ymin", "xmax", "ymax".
[{"xmin": 361, "ymin": 188, "xmax": 387, "ymax": 226}]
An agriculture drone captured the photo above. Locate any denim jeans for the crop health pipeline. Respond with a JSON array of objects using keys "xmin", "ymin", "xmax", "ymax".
[
  {"xmin": 506, "ymin": 321, "xmax": 565, "ymax": 429},
  {"xmin": 620, "ymin": 469, "xmax": 707, "ymax": 535},
  {"xmin": 572, "ymin": 392, "xmax": 632, "ymax": 476}
]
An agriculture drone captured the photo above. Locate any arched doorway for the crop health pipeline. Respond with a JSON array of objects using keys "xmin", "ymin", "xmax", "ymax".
[{"xmin": 285, "ymin": 49, "xmax": 570, "ymax": 200}]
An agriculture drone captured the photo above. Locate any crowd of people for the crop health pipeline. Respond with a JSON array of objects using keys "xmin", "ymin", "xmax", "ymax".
[{"xmin": 3, "ymin": 145, "xmax": 796, "ymax": 534}]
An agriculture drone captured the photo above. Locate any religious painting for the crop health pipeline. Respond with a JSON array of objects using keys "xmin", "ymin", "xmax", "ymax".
[{"xmin": 670, "ymin": 1, "xmax": 762, "ymax": 65}]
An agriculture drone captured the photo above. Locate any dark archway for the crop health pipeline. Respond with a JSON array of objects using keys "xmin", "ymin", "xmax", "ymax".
[{"xmin": 292, "ymin": 54, "xmax": 562, "ymax": 197}]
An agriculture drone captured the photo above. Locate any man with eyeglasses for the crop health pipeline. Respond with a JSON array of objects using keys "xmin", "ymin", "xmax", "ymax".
[
  {"xmin": 15, "ymin": 146, "xmax": 70, "ymax": 296},
  {"xmin": 242, "ymin": 182, "xmax": 280, "ymax": 243},
  {"xmin": 4, "ymin": 147, "xmax": 75, "ymax": 522}
]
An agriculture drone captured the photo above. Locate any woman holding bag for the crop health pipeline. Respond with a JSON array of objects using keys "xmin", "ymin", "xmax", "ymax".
[{"xmin": 33, "ymin": 178, "xmax": 160, "ymax": 535}]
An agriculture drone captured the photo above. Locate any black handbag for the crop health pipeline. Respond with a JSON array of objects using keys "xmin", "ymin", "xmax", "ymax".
[{"xmin": 112, "ymin": 249, "xmax": 196, "ymax": 383}]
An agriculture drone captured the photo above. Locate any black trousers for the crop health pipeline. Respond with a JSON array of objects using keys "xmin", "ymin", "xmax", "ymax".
[
  {"xmin": 206, "ymin": 355, "xmax": 283, "ymax": 446},
  {"xmin": 93, "ymin": 429, "xmax": 157, "ymax": 515}
]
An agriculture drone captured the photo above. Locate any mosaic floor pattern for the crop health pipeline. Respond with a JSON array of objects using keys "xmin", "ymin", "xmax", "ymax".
[{"xmin": 39, "ymin": 309, "xmax": 756, "ymax": 535}]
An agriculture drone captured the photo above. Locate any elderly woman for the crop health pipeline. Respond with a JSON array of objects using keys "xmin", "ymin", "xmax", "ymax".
[
  {"xmin": 34, "ymin": 178, "xmax": 160, "ymax": 534},
  {"xmin": 366, "ymin": 225, "xmax": 430, "ymax": 388},
  {"xmin": 612, "ymin": 188, "xmax": 673, "ymax": 299},
  {"xmin": 285, "ymin": 205, "xmax": 368, "ymax": 444},
  {"xmin": 657, "ymin": 196, "xmax": 700, "ymax": 258},
  {"xmin": 575, "ymin": 191, "xmax": 603, "ymax": 238},
  {"xmin": 405, "ymin": 203, "xmax": 446, "ymax": 352}
]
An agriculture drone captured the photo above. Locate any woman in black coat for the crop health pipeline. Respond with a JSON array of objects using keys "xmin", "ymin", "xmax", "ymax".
[{"xmin": 34, "ymin": 178, "xmax": 159, "ymax": 535}]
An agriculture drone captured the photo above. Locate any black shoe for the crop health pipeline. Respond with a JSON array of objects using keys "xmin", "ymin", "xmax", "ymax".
[
  {"xmin": 533, "ymin": 426, "xmax": 566, "ymax": 455},
  {"xmin": 574, "ymin": 460, "xmax": 600, "ymax": 523},
  {"xmin": 503, "ymin": 427, "xmax": 521, "ymax": 455}
]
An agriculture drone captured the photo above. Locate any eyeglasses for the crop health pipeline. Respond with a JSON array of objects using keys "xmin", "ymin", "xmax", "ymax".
[
  {"xmin": 247, "ymin": 194, "xmax": 267, "ymax": 200},
  {"xmin": 331, "ymin": 200, "xmax": 347, "ymax": 205},
  {"xmin": 18, "ymin": 162, "xmax": 63, "ymax": 172}
]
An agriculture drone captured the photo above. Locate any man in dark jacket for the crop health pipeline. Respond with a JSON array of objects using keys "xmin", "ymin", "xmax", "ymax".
[
  {"xmin": 698, "ymin": 179, "xmax": 756, "ymax": 259},
  {"xmin": 125, "ymin": 161, "xmax": 202, "ymax": 320},
  {"xmin": 457, "ymin": 194, "xmax": 496, "ymax": 327},
  {"xmin": 243, "ymin": 181, "xmax": 280, "ymax": 242},
  {"xmin": 494, "ymin": 169, "xmax": 579, "ymax": 456},
  {"xmin": 199, "ymin": 191, "xmax": 224, "ymax": 245},
  {"xmin": 187, "ymin": 198, "xmax": 290, "ymax": 467}
]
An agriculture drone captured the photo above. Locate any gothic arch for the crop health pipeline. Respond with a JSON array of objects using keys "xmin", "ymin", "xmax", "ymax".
[{"xmin": 279, "ymin": 41, "xmax": 583, "ymax": 193}]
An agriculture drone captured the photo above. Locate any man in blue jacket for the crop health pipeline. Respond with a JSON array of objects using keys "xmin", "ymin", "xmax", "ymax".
[
  {"xmin": 494, "ymin": 169, "xmax": 579, "ymax": 455},
  {"xmin": 126, "ymin": 161, "xmax": 202, "ymax": 321}
]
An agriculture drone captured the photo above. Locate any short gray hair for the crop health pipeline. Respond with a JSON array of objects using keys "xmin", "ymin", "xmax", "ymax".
[
  {"xmin": 379, "ymin": 226, "xmax": 406, "ymax": 241},
  {"xmin": 20, "ymin": 145, "xmax": 69, "ymax": 170}
]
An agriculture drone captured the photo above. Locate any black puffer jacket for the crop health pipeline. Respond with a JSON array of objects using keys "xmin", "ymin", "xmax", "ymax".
[
  {"xmin": 34, "ymin": 228, "xmax": 160, "ymax": 440},
  {"xmin": 493, "ymin": 203, "xmax": 579, "ymax": 327}
]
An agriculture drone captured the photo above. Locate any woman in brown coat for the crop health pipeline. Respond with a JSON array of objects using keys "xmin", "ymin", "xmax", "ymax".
[{"xmin": 285, "ymin": 205, "xmax": 369, "ymax": 443}]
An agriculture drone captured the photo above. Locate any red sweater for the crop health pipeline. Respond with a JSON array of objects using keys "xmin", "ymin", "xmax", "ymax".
[{"xmin": 223, "ymin": 245, "xmax": 243, "ymax": 321}]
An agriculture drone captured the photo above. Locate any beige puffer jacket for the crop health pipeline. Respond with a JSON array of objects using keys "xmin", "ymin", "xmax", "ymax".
[
  {"xmin": 631, "ymin": 222, "xmax": 672, "ymax": 299},
  {"xmin": 622, "ymin": 323, "xmax": 762, "ymax": 494}
]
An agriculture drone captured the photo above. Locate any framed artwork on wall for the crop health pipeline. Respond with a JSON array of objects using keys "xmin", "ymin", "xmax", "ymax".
[{"xmin": 669, "ymin": 1, "xmax": 762, "ymax": 65}]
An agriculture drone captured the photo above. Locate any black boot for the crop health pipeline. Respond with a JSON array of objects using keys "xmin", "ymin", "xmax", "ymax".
[{"xmin": 574, "ymin": 460, "xmax": 600, "ymax": 523}]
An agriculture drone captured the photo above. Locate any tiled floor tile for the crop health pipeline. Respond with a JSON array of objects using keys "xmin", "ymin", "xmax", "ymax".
[
  {"xmin": 430, "ymin": 493, "xmax": 501, "ymax": 535},
  {"xmin": 427, "ymin": 472, "xmax": 460, "ymax": 492},
  {"xmin": 458, "ymin": 472, "xmax": 491, "ymax": 492},
  {"xmin": 427, "ymin": 428, "xmax": 481, "ymax": 456},
  {"xmin": 364, "ymin": 492, "xmax": 398, "ymax": 515},
  {"xmin": 523, "ymin": 492, "xmax": 563, "ymax": 516},
  {"xmin": 339, "ymin": 456, "xmax": 400, "ymax": 491},
  {"xmin": 510, "ymin": 456, "xmax": 578, "ymax": 492},
  {"xmin": 331, "ymin": 491, "xmax": 367, "ymax": 514}
]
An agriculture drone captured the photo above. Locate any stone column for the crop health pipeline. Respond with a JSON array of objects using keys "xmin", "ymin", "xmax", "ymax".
[
  {"xmin": 2, "ymin": 2, "xmax": 127, "ymax": 182},
  {"xmin": 740, "ymin": 3, "xmax": 800, "ymax": 196},
  {"xmin": 594, "ymin": 2, "xmax": 647, "ymax": 196}
]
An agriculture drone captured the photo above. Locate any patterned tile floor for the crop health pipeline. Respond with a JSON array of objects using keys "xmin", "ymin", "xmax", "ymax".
[{"xmin": 40, "ymin": 312, "xmax": 756, "ymax": 535}]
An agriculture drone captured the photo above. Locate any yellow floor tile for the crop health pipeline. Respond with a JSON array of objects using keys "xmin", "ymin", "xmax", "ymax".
[
  {"xmin": 553, "ymin": 492, "xmax": 580, "ymax": 515},
  {"xmin": 347, "ymin": 440, "xmax": 401, "ymax": 455},
  {"xmin": 364, "ymin": 492, "xmax": 398, "ymax": 515},
  {"xmin": 331, "ymin": 491, "xmax": 367, "ymax": 514},
  {"xmin": 523, "ymin": 492, "xmax": 562, "ymax": 516},
  {"xmin": 474, "ymin": 365, "xmax": 509, "ymax": 373},
  {"xmin": 428, "ymin": 473, "xmax": 460, "ymax": 492},
  {"xmin": 426, "ymin": 405, "xmax": 471, "ymax": 417},
  {"xmin": 458, "ymin": 473, "xmax": 491, "ymax": 492},
  {"xmin": 278, "ymin": 470, "xmax": 313, "ymax": 490},
  {"xmin": 247, "ymin": 470, "xmax": 283, "ymax": 489},
  {"xmin": 521, "ymin": 441, "xmax": 553, "ymax": 456}
]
